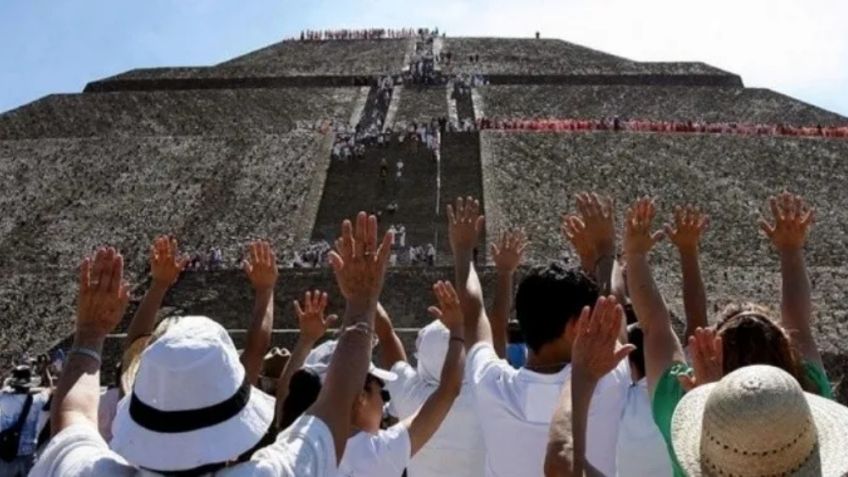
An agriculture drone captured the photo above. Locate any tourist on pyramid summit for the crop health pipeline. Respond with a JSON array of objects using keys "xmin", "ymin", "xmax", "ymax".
[
  {"xmin": 622, "ymin": 193, "xmax": 835, "ymax": 476},
  {"xmin": 449, "ymin": 196, "xmax": 631, "ymax": 477},
  {"xmin": 31, "ymin": 214, "xmax": 395, "ymax": 476}
]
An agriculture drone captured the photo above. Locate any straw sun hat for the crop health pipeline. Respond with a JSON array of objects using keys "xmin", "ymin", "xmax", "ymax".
[{"xmin": 671, "ymin": 365, "xmax": 848, "ymax": 476}]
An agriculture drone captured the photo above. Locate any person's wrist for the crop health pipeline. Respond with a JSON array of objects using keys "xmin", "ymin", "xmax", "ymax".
[
  {"xmin": 677, "ymin": 243, "xmax": 699, "ymax": 256},
  {"xmin": 571, "ymin": 366, "xmax": 601, "ymax": 388},
  {"xmin": 778, "ymin": 245, "xmax": 803, "ymax": 257},
  {"xmin": 150, "ymin": 277, "xmax": 173, "ymax": 290},
  {"xmin": 72, "ymin": 333, "xmax": 106, "ymax": 352},
  {"xmin": 298, "ymin": 333, "xmax": 321, "ymax": 346}
]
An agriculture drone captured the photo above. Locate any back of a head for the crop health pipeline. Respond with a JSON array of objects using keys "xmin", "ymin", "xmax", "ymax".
[
  {"xmin": 715, "ymin": 303, "xmax": 807, "ymax": 389},
  {"xmin": 280, "ymin": 368, "xmax": 322, "ymax": 431},
  {"xmin": 515, "ymin": 262, "xmax": 599, "ymax": 353}
]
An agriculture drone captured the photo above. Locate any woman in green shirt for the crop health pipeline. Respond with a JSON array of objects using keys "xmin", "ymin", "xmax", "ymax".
[{"xmin": 622, "ymin": 192, "xmax": 832, "ymax": 476}]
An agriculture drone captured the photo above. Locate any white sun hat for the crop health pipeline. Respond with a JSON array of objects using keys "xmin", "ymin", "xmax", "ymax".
[
  {"xmin": 414, "ymin": 320, "xmax": 450, "ymax": 384},
  {"xmin": 671, "ymin": 364, "xmax": 848, "ymax": 476},
  {"xmin": 304, "ymin": 339, "xmax": 397, "ymax": 383},
  {"xmin": 110, "ymin": 316, "xmax": 274, "ymax": 472}
]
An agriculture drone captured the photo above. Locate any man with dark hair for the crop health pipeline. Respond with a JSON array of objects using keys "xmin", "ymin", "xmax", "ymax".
[{"xmin": 447, "ymin": 197, "xmax": 630, "ymax": 477}]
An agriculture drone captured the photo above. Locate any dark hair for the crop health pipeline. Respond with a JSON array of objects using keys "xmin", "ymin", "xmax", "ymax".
[
  {"xmin": 626, "ymin": 322, "xmax": 645, "ymax": 379},
  {"xmin": 715, "ymin": 303, "xmax": 813, "ymax": 392},
  {"xmin": 514, "ymin": 262, "xmax": 599, "ymax": 353},
  {"xmin": 279, "ymin": 368, "xmax": 322, "ymax": 431}
]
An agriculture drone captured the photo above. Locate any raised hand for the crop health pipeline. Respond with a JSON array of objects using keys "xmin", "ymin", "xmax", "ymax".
[
  {"xmin": 677, "ymin": 327, "xmax": 723, "ymax": 391},
  {"xmin": 491, "ymin": 228, "xmax": 528, "ymax": 273},
  {"xmin": 149, "ymin": 235, "xmax": 188, "ymax": 286},
  {"xmin": 243, "ymin": 240, "xmax": 279, "ymax": 291},
  {"xmin": 623, "ymin": 197, "xmax": 664, "ymax": 257},
  {"xmin": 664, "ymin": 205, "xmax": 709, "ymax": 252},
  {"xmin": 447, "ymin": 196, "xmax": 484, "ymax": 256},
  {"xmin": 571, "ymin": 296, "xmax": 635, "ymax": 382},
  {"xmin": 328, "ymin": 212, "xmax": 394, "ymax": 306},
  {"xmin": 758, "ymin": 191, "xmax": 814, "ymax": 252},
  {"xmin": 575, "ymin": 192, "xmax": 615, "ymax": 255},
  {"xmin": 428, "ymin": 281, "xmax": 463, "ymax": 331},
  {"xmin": 293, "ymin": 290, "xmax": 338, "ymax": 343},
  {"xmin": 561, "ymin": 213, "xmax": 597, "ymax": 269},
  {"xmin": 77, "ymin": 247, "xmax": 131, "ymax": 338}
]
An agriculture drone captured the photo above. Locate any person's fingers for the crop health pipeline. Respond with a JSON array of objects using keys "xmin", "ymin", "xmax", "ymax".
[
  {"xmin": 801, "ymin": 207, "xmax": 815, "ymax": 228},
  {"xmin": 318, "ymin": 291, "xmax": 328, "ymax": 312},
  {"xmin": 341, "ymin": 219, "xmax": 353, "ymax": 258},
  {"xmin": 455, "ymin": 197, "xmax": 465, "ymax": 221},
  {"xmin": 714, "ymin": 335, "xmax": 724, "ymax": 369},
  {"xmin": 769, "ymin": 196, "xmax": 782, "ymax": 222},
  {"xmin": 446, "ymin": 204, "xmax": 456, "ymax": 225},
  {"xmin": 328, "ymin": 251, "xmax": 344, "ymax": 273},
  {"xmin": 613, "ymin": 344, "xmax": 637, "ymax": 363},
  {"xmin": 427, "ymin": 306, "xmax": 443, "ymax": 320},
  {"xmin": 249, "ymin": 242, "xmax": 259, "ymax": 266},
  {"xmin": 293, "ymin": 300, "xmax": 304, "ymax": 318},
  {"xmin": 366, "ymin": 215, "xmax": 378, "ymax": 254},
  {"xmin": 79, "ymin": 257, "xmax": 92, "ymax": 296},
  {"xmin": 241, "ymin": 259, "xmax": 251, "ymax": 276},
  {"xmin": 442, "ymin": 281, "xmax": 459, "ymax": 303},
  {"xmin": 304, "ymin": 290, "xmax": 313, "ymax": 312},
  {"xmin": 673, "ymin": 205, "xmax": 683, "ymax": 225},
  {"xmin": 325, "ymin": 314, "xmax": 339, "ymax": 328},
  {"xmin": 677, "ymin": 374, "xmax": 696, "ymax": 392},
  {"xmin": 758, "ymin": 218, "xmax": 775, "ymax": 238},
  {"xmin": 376, "ymin": 230, "xmax": 394, "ymax": 269},
  {"xmin": 490, "ymin": 242, "xmax": 500, "ymax": 257},
  {"xmin": 651, "ymin": 230, "xmax": 665, "ymax": 244},
  {"xmin": 575, "ymin": 305, "xmax": 591, "ymax": 336},
  {"xmin": 354, "ymin": 212, "xmax": 367, "ymax": 259},
  {"xmin": 99, "ymin": 248, "xmax": 116, "ymax": 292},
  {"xmin": 476, "ymin": 215, "xmax": 485, "ymax": 233},
  {"xmin": 663, "ymin": 223, "xmax": 675, "ymax": 240},
  {"xmin": 108, "ymin": 253, "xmax": 124, "ymax": 294}
]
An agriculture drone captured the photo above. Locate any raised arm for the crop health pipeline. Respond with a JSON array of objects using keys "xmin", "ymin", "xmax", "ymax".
[
  {"xmin": 308, "ymin": 212, "xmax": 393, "ymax": 462},
  {"xmin": 124, "ymin": 236, "xmax": 187, "ymax": 348},
  {"xmin": 664, "ymin": 205, "xmax": 709, "ymax": 343},
  {"xmin": 53, "ymin": 248, "xmax": 130, "ymax": 435},
  {"xmin": 241, "ymin": 240, "xmax": 279, "ymax": 386},
  {"xmin": 545, "ymin": 296, "xmax": 635, "ymax": 477},
  {"xmin": 405, "ymin": 281, "xmax": 465, "ymax": 456},
  {"xmin": 275, "ymin": 290, "xmax": 337, "ymax": 428},
  {"xmin": 490, "ymin": 228, "xmax": 528, "ymax": 358},
  {"xmin": 375, "ymin": 302, "xmax": 408, "ymax": 369},
  {"xmin": 758, "ymin": 192, "xmax": 820, "ymax": 366},
  {"xmin": 623, "ymin": 197, "xmax": 685, "ymax": 395},
  {"xmin": 447, "ymin": 196, "xmax": 491, "ymax": 349}
]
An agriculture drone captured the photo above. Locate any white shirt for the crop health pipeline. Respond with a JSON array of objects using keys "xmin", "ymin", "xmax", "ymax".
[
  {"xmin": 336, "ymin": 424, "xmax": 411, "ymax": 477},
  {"xmin": 615, "ymin": 379, "xmax": 673, "ymax": 477},
  {"xmin": 466, "ymin": 342, "xmax": 630, "ymax": 477},
  {"xmin": 30, "ymin": 415, "xmax": 335, "ymax": 477},
  {"xmin": 386, "ymin": 361, "xmax": 485, "ymax": 477}
]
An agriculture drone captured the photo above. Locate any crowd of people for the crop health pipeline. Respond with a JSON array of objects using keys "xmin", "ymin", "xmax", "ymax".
[
  {"xmin": 292, "ymin": 28, "xmax": 436, "ymax": 42},
  {"xmin": 476, "ymin": 117, "xmax": 848, "ymax": 139},
  {"xmin": 291, "ymin": 241, "xmax": 332, "ymax": 269},
  {"xmin": 3, "ymin": 188, "xmax": 847, "ymax": 477}
]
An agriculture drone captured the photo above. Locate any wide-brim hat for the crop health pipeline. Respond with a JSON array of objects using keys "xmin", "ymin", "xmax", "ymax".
[
  {"xmin": 110, "ymin": 316, "xmax": 275, "ymax": 472},
  {"xmin": 305, "ymin": 340, "xmax": 397, "ymax": 384},
  {"xmin": 671, "ymin": 365, "xmax": 848, "ymax": 476}
]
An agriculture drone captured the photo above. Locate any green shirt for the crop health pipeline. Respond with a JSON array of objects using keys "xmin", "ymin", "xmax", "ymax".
[{"xmin": 651, "ymin": 361, "xmax": 833, "ymax": 477}]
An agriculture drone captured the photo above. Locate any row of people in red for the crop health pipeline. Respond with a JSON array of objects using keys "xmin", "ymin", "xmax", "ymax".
[{"xmin": 476, "ymin": 117, "xmax": 848, "ymax": 139}]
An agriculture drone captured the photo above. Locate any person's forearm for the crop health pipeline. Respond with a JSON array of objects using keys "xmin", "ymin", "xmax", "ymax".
[
  {"xmin": 125, "ymin": 281, "xmax": 168, "ymax": 348},
  {"xmin": 375, "ymin": 306, "xmax": 408, "ymax": 368},
  {"xmin": 626, "ymin": 255, "xmax": 670, "ymax": 335},
  {"xmin": 407, "ymin": 325, "xmax": 464, "ymax": 455},
  {"xmin": 679, "ymin": 248, "xmax": 707, "ymax": 342},
  {"xmin": 242, "ymin": 288, "xmax": 274, "ymax": 386},
  {"xmin": 51, "ymin": 334, "xmax": 104, "ymax": 435},
  {"xmin": 593, "ymin": 253, "xmax": 615, "ymax": 296},
  {"xmin": 570, "ymin": 372, "xmax": 599, "ymax": 477},
  {"xmin": 275, "ymin": 335, "xmax": 316, "ymax": 427},
  {"xmin": 491, "ymin": 270, "xmax": 513, "ymax": 358},
  {"xmin": 461, "ymin": 264, "xmax": 494, "ymax": 348},
  {"xmin": 308, "ymin": 301, "xmax": 375, "ymax": 462},
  {"xmin": 779, "ymin": 248, "xmax": 817, "ymax": 360},
  {"xmin": 545, "ymin": 380, "xmax": 575, "ymax": 477}
]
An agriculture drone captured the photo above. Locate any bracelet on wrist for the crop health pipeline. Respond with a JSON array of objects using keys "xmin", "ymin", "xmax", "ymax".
[
  {"xmin": 69, "ymin": 346, "xmax": 103, "ymax": 364},
  {"xmin": 449, "ymin": 336, "xmax": 465, "ymax": 344}
]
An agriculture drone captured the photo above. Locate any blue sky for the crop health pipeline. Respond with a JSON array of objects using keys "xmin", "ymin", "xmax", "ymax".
[{"xmin": 1, "ymin": 0, "xmax": 846, "ymax": 117}]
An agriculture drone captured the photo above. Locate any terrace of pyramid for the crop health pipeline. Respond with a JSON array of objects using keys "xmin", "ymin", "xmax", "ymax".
[{"xmin": 1, "ymin": 32, "xmax": 847, "ymax": 402}]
